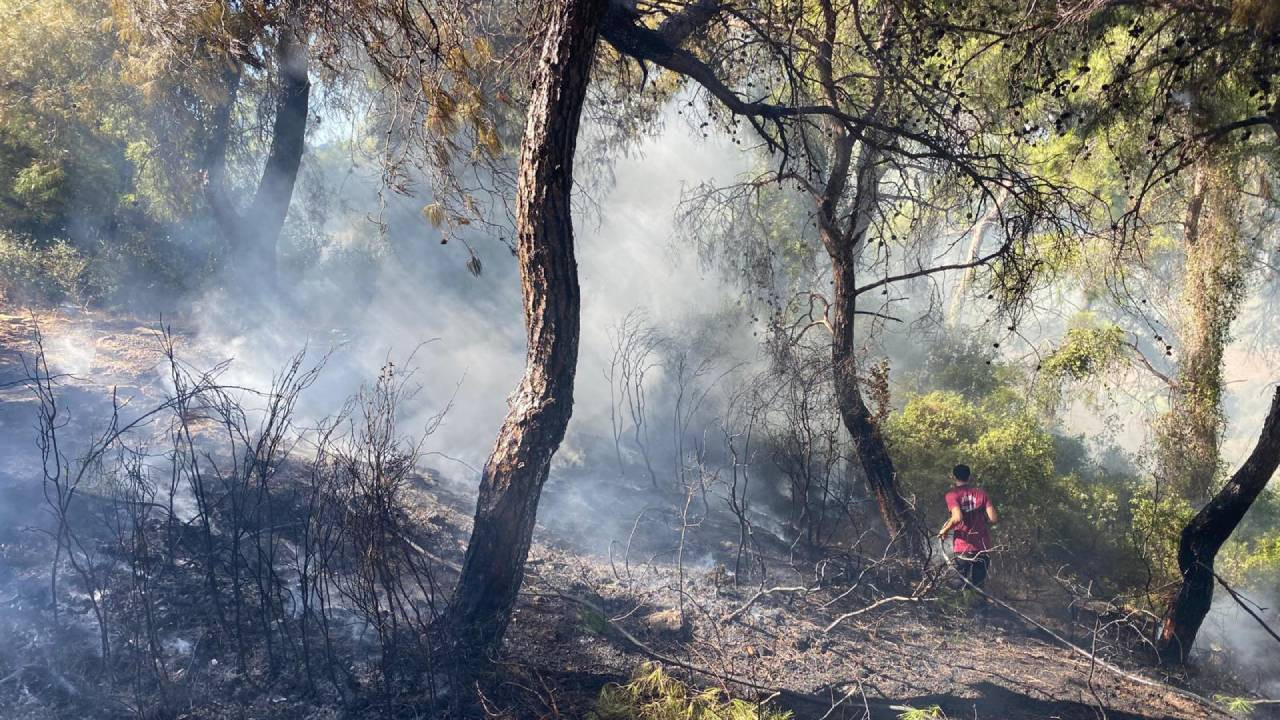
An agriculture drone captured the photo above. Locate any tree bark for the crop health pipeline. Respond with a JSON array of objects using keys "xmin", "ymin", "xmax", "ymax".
[
  {"xmin": 1154, "ymin": 160, "xmax": 1246, "ymax": 503},
  {"xmin": 830, "ymin": 248, "xmax": 923, "ymax": 556},
  {"xmin": 446, "ymin": 0, "xmax": 603, "ymax": 656},
  {"xmin": 819, "ymin": 126, "xmax": 924, "ymax": 557},
  {"xmin": 1157, "ymin": 387, "xmax": 1280, "ymax": 663}
]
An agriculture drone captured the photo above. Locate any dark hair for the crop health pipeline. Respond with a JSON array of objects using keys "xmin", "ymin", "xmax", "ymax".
[{"xmin": 952, "ymin": 464, "xmax": 971, "ymax": 481}]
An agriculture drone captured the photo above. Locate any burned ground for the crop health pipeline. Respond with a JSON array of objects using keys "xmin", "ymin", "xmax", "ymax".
[{"xmin": 0, "ymin": 311, "xmax": 1269, "ymax": 720}]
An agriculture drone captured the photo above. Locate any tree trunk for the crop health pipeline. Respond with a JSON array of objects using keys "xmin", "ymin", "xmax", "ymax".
[
  {"xmin": 1157, "ymin": 387, "xmax": 1280, "ymax": 663},
  {"xmin": 446, "ymin": 0, "xmax": 602, "ymax": 656},
  {"xmin": 817, "ymin": 125, "xmax": 923, "ymax": 557},
  {"xmin": 806, "ymin": 4, "xmax": 922, "ymax": 557},
  {"xmin": 242, "ymin": 24, "xmax": 310, "ymax": 288},
  {"xmin": 203, "ymin": 18, "xmax": 310, "ymax": 293},
  {"xmin": 830, "ymin": 251, "xmax": 923, "ymax": 557},
  {"xmin": 1153, "ymin": 161, "xmax": 1246, "ymax": 503},
  {"xmin": 947, "ymin": 187, "xmax": 1007, "ymax": 326},
  {"xmin": 203, "ymin": 67, "xmax": 242, "ymax": 234}
]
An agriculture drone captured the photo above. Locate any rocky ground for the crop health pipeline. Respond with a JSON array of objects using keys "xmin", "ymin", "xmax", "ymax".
[{"xmin": 0, "ymin": 308, "xmax": 1271, "ymax": 719}]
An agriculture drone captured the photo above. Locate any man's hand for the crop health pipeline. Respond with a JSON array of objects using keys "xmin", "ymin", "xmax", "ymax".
[{"xmin": 938, "ymin": 506, "xmax": 962, "ymax": 540}]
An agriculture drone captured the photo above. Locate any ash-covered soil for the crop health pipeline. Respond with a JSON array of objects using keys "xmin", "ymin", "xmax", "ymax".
[{"xmin": 0, "ymin": 310, "xmax": 1268, "ymax": 720}]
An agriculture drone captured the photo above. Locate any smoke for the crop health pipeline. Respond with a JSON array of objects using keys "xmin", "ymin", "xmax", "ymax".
[
  {"xmin": 15, "ymin": 84, "xmax": 1276, "ymax": 556},
  {"xmin": 1196, "ymin": 586, "xmax": 1280, "ymax": 697},
  {"xmin": 168, "ymin": 102, "xmax": 755, "ymax": 493}
]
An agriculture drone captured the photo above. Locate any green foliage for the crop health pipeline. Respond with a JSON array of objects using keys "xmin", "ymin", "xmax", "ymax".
[
  {"xmin": 0, "ymin": 232, "xmax": 90, "ymax": 303},
  {"xmin": 937, "ymin": 588, "xmax": 985, "ymax": 616},
  {"xmin": 1228, "ymin": 533, "xmax": 1280, "ymax": 581},
  {"xmin": 887, "ymin": 390, "xmax": 1060, "ymax": 541},
  {"xmin": 1041, "ymin": 324, "xmax": 1127, "ymax": 384},
  {"xmin": 1218, "ymin": 490, "xmax": 1280, "ymax": 584},
  {"xmin": 1214, "ymin": 694, "xmax": 1256, "ymax": 717},
  {"xmin": 1129, "ymin": 492, "xmax": 1195, "ymax": 584},
  {"xmin": 886, "ymin": 351, "xmax": 1146, "ymax": 585},
  {"xmin": 578, "ymin": 606, "xmax": 611, "ymax": 636},
  {"xmin": 1, "ymin": 0, "xmax": 142, "ymax": 235},
  {"xmin": 1036, "ymin": 318, "xmax": 1128, "ymax": 411},
  {"xmin": 896, "ymin": 705, "xmax": 945, "ymax": 720},
  {"xmin": 11, "ymin": 162, "xmax": 68, "ymax": 218},
  {"xmin": 0, "ymin": 0, "xmax": 225, "ymax": 306},
  {"xmin": 589, "ymin": 663, "xmax": 792, "ymax": 720},
  {"xmin": 909, "ymin": 333, "xmax": 1019, "ymax": 401}
]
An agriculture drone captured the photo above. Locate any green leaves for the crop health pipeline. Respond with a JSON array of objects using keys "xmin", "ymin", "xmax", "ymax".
[
  {"xmin": 1040, "ymin": 323, "xmax": 1127, "ymax": 383},
  {"xmin": 11, "ymin": 161, "xmax": 67, "ymax": 216},
  {"xmin": 884, "ymin": 352, "xmax": 1143, "ymax": 580},
  {"xmin": 1033, "ymin": 317, "xmax": 1129, "ymax": 414},
  {"xmin": 589, "ymin": 662, "xmax": 793, "ymax": 720}
]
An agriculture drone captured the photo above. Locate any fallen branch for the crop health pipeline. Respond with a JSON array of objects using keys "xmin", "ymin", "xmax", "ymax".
[
  {"xmin": 721, "ymin": 585, "xmax": 812, "ymax": 624},
  {"xmin": 546, "ymin": 588, "xmax": 786, "ymax": 694},
  {"xmin": 823, "ymin": 595, "xmax": 924, "ymax": 633},
  {"xmin": 950, "ymin": 572, "xmax": 1233, "ymax": 718},
  {"xmin": 539, "ymin": 585, "xmax": 890, "ymax": 715},
  {"xmin": 816, "ymin": 682, "xmax": 868, "ymax": 720},
  {"xmin": 402, "ymin": 533, "xmax": 462, "ymax": 572}
]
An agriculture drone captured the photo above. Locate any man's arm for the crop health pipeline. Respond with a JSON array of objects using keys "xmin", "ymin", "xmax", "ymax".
[
  {"xmin": 986, "ymin": 502, "xmax": 999, "ymax": 526},
  {"xmin": 937, "ymin": 506, "xmax": 962, "ymax": 539}
]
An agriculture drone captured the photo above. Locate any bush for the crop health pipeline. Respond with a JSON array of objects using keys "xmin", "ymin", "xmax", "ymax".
[
  {"xmin": 1217, "ymin": 491, "xmax": 1280, "ymax": 586},
  {"xmin": 1128, "ymin": 492, "xmax": 1195, "ymax": 586},
  {"xmin": 885, "ymin": 388, "xmax": 1145, "ymax": 586},
  {"xmin": 0, "ymin": 231, "xmax": 91, "ymax": 303}
]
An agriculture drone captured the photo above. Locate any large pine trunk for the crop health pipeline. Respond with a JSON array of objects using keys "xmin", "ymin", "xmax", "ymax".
[
  {"xmin": 1156, "ymin": 387, "xmax": 1280, "ymax": 663},
  {"xmin": 446, "ymin": 0, "xmax": 603, "ymax": 656}
]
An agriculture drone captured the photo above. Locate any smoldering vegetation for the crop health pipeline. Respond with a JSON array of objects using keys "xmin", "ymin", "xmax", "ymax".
[
  {"xmin": 1, "ymin": 334, "xmax": 458, "ymax": 715},
  {"xmin": 2, "ymin": 261, "xmax": 1278, "ymax": 719}
]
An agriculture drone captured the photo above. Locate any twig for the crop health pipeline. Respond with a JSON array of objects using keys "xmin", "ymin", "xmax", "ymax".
[
  {"xmin": 542, "ymin": 586, "xmax": 861, "ymax": 713},
  {"xmin": 1213, "ymin": 571, "xmax": 1280, "ymax": 648},
  {"xmin": 816, "ymin": 683, "xmax": 865, "ymax": 720},
  {"xmin": 823, "ymin": 595, "xmax": 925, "ymax": 633},
  {"xmin": 1087, "ymin": 618, "xmax": 1108, "ymax": 720},
  {"xmin": 721, "ymin": 585, "xmax": 813, "ymax": 624},
  {"xmin": 547, "ymin": 589, "xmax": 779, "ymax": 692},
  {"xmin": 1126, "ymin": 340, "xmax": 1178, "ymax": 390}
]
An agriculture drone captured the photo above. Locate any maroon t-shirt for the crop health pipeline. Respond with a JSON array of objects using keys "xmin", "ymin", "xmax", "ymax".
[{"xmin": 945, "ymin": 484, "xmax": 991, "ymax": 553}]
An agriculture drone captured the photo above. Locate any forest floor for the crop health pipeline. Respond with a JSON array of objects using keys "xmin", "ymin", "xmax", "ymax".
[{"xmin": 0, "ymin": 308, "xmax": 1271, "ymax": 720}]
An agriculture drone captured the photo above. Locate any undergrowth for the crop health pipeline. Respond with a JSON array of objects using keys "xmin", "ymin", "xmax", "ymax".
[{"xmin": 589, "ymin": 662, "xmax": 792, "ymax": 720}]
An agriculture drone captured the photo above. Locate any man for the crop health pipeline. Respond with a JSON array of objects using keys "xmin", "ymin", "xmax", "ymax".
[{"xmin": 937, "ymin": 464, "xmax": 998, "ymax": 589}]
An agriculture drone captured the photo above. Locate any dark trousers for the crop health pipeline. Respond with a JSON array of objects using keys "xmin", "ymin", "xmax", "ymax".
[{"xmin": 953, "ymin": 551, "xmax": 989, "ymax": 589}]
